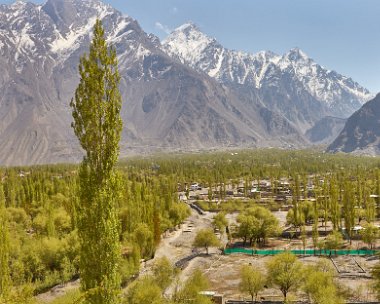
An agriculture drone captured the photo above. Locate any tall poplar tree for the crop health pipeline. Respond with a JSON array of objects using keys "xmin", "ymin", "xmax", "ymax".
[
  {"xmin": 70, "ymin": 19, "xmax": 122, "ymax": 304},
  {"xmin": 0, "ymin": 183, "xmax": 10, "ymax": 298}
]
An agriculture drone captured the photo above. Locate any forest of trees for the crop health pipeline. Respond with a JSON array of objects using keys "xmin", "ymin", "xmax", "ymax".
[
  {"xmin": 0, "ymin": 148, "xmax": 379, "ymax": 302},
  {"xmin": 0, "ymin": 160, "xmax": 190, "ymax": 300}
]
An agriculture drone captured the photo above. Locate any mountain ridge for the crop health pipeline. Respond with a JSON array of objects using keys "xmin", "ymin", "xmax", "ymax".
[
  {"xmin": 163, "ymin": 23, "xmax": 372, "ymax": 128},
  {"xmin": 327, "ymin": 94, "xmax": 380, "ymax": 155},
  {"xmin": 0, "ymin": 0, "xmax": 311, "ymax": 166}
]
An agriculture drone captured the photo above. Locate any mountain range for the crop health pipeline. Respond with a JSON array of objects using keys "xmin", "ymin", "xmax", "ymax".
[
  {"xmin": 328, "ymin": 94, "xmax": 380, "ymax": 155},
  {"xmin": 0, "ymin": 0, "xmax": 375, "ymax": 165},
  {"xmin": 163, "ymin": 23, "xmax": 371, "ymax": 129}
]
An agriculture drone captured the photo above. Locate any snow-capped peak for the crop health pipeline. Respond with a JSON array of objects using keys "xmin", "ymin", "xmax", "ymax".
[
  {"xmin": 173, "ymin": 22, "xmax": 199, "ymax": 33},
  {"xmin": 163, "ymin": 23, "xmax": 218, "ymax": 68},
  {"xmin": 43, "ymin": 0, "xmax": 117, "ymax": 58},
  {"xmin": 285, "ymin": 47, "xmax": 310, "ymax": 61},
  {"xmin": 10, "ymin": 0, "xmax": 29, "ymax": 9},
  {"xmin": 163, "ymin": 22, "xmax": 372, "ymax": 117},
  {"xmin": 164, "ymin": 22, "xmax": 216, "ymax": 47},
  {"xmin": 278, "ymin": 47, "xmax": 313, "ymax": 70}
]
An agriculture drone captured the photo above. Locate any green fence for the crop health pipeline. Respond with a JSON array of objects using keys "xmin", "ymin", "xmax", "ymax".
[{"xmin": 224, "ymin": 248, "xmax": 377, "ymax": 256}]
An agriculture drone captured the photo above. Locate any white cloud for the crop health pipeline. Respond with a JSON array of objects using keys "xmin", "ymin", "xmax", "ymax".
[
  {"xmin": 155, "ymin": 22, "xmax": 171, "ymax": 35},
  {"xmin": 172, "ymin": 7, "xmax": 178, "ymax": 14}
]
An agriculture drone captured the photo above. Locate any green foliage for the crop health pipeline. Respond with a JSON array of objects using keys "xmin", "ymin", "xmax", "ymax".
[
  {"xmin": 360, "ymin": 224, "xmax": 379, "ymax": 249},
  {"xmin": 239, "ymin": 265, "xmax": 265, "ymax": 302},
  {"xmin": 0, "ymin": 162, "xmax": 189, "ymax": 296},
  {"xmin": 0, "ymin": 284, "xmax": 36, "ymax": 304},
  {"xmin": 303, "ymin": 263, "xmax": 343, "ymax": 304},
  {"xmin": 300, "ymin": 225, "xmax": 307, "ymax": 251},
  {"xmin": 193, "ymin": 229, "xmax": 221, "ymax": 254},
  {"xmin": 0, "ymin": 183, "xmax": 10, "ymax": 297},
  {"xmin": 172, "ymin": 269, "xmax": 212, "ymax": 304},
  {"xmin": 125, "ymin": 276, "xmax": 163, "ymax": 304},
  {"xmin": 133, "ymin": 223, "xmax": 154, "ymax": 259},
  {"xmin": 266, "ymin": 252, "xmax": 303, "ymax": 300},
  {"xmin": 287, "ymin": 201, "xmax": 315, "ymax": 227},
  {"xmin": 212, "ymin": 212, "xmax": 228, "ymax": 233},
  {"xmin": 324, "ymin": 231, "xmax": 343, "ymax": 252},
  {"xmin": 70, "ymin": 19, "xmax": 123, "ymax": 304},
  {"xmin": 312, "ymin": 222, "xmax": 319, "ymax": 250},
  {"xmin": 152, "ymin": 257, "xmax": 177, "ymax": 291},
  {"xmin": 45, "ymin": 289, "xmax": 82, "ymax": 304},
  {"xmin": 168, "ymin": 203, "xmax": 190, "ymax": 227},
  {"xmin": 1, "ymin": 147, "xmax": 380, "ymax": 300},
  {"xmin": 237, "ymin": 206, "xmax": 279, "ymax": 245},
  {"xmin": 342, "ymin": 181, "xmax": 355, "ymax": 242}
]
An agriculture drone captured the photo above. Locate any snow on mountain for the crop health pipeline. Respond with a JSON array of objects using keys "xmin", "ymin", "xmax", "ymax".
[
  {"xmin": 0, "ymin": 1, "xmax": 373, "ymax": 165},
  {"xmin": 277, "ymin": 48, "xmax": 371, "ymax": 113},
  {"xmin": 163, "ymin": 23, "xmax": 280, "ymax": 88},
  {"xmin": 0, "ymin": 0, "xmax": 309, "ymax": 165},
  {"xmin": 163, "ymin": 24, "xmax": 372, "ymax": 119}
]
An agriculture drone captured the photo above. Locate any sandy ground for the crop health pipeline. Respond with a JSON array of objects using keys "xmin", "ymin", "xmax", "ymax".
[
  {"xmin": 37, "ymin": 205, "xmax": 217, "ymax": 303},
  {"xmin": 36, "ymin": 279, "xmax": 80, "ymax": 303},
  {"xmin": 36, "ymin": 202, "xmax": 380, "ymax": 303},
  {"xmin": 143, "ymin": 206, "xmax": 218, "ymax": 272},
  {"xmin": 166, "ymin": 207, "xmax": 380, "ymax": 302},
  {"xmin": 178, "ymin": 253, "xmax": 378, "ymax": 302}
]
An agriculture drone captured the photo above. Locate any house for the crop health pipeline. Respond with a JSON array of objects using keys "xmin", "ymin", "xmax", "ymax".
[
  {"xmin": 199, "ymin": 291, "xmax": 224, "ymax": 304},
  {"xmin": 190, "ymin": 183, "xmax": 201, "ymax": 191},
  {"xmin": 249, "ymin": 188, "xmax": 261, "ymax": 199}
]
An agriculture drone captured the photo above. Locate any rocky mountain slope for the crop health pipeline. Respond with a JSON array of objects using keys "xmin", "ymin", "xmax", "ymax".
[
  {"xmin": 0, "ymin": 0, "xmax": 308, "ymax": 166},
  {"xmin": 305, "ymin": 117, "xmax": 346, "ymax": 145},
  {"xmin": 327, "ymin": 94, "xmax": 380, "ymax": 155},
  {"xmin": 163, "ymin": 23, "xmax": 372, "ymax": 130}
]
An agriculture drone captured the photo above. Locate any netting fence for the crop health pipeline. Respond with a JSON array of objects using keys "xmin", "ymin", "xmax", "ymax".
[{"xmin": 224, "ymin": 248, "xmax": 377, "ymax": 256}]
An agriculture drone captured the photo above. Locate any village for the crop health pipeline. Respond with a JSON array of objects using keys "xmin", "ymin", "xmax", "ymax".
[{"xmin": 158, "ymin": 177, "xmax": 380, "ymax": 303}]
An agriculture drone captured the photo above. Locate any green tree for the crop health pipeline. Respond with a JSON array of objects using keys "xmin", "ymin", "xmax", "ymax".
[
  {"xmin": 239, "ymin": 265, "xmax": 265, "ymax": 303},
  {"xmin": 70, "ymin": 19, "xmax": 123, "ymax": 304},
  {"xmin": 152, "ymin": 256, "xmax": 177, "ymax": 292},
  {"xmin": 300, "ymin": 225, "xmax": 307, "ymax": 252},
  {"xmin": 0, "ymin": 183, "xmax": 10, "ymax": 298},
  {"xmin": 325, "ymin": 231, "xmax": 343, "ymax": 254},
  {"xmin": 312, "ymin": 222, "xmax": 319, "ymax": 254},
  {"xmin": 237, "ymin": 206, "xmax": 279, "ymax": 245},
  {"xmin": 266, "ymin": 252, "xmax": 303, "ymax": 301},
  {"xmin": 342, "ymin": 181, "xmax": 355, "ymax": 244},
  {"xmin": 212, "ymin": 212, "xmax": 228, "ymax": 235},
  {"xmin": 193, "ymin": 229, "xmax": 220, "ymax": 254},
  {"xmin": 126, "ymin": 276, "xmax": 163, "ymax": 304},
  {"xmin": 133, "ymin": 223, "xmax": 154, "ymax": 259},
  {"xmin": 172, "ymin": 269, "xmax": 211, "ymax": 304},
  {"xmin": 0, "ymin": 284, "xmax": 36, "ymax": 304},
  {"xmin": 360, "ymin": 224, "xmax": 378, "ymax": 249},
  {"xmin": 330, "ymin": 175, "xmax": 341, "ymax": 230},
  {"xmin": 303, "ymin": 266, "xmax": 343, "ymax": 304}
]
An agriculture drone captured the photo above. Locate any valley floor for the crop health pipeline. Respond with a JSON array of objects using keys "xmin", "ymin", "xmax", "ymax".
[{"xmin": 37, "ymin": 204, "xmax": 379, "ymax": 303}]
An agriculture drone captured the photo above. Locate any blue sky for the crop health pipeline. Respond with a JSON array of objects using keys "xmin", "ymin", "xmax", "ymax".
[{"xmin": 2, "ymin": 0, "xmax": 380, "ymax": 93}]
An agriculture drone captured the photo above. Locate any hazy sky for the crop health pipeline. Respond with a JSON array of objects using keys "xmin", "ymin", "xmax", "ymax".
[{"xmin": 2, "ymin": 0, "xmax": 380, "ymax": 93}]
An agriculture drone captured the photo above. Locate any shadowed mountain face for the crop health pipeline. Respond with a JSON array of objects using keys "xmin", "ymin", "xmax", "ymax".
[
  {"xmin": 0, "ymin": 0, "xmax": 310, "ymax": 166},
  {"xmin": 327, "ymin": 94, "xmax": 380, "ymax": 155},
  {"xmin": 305, "ymin": 117, "xmax": 346, "ymax": 145}
]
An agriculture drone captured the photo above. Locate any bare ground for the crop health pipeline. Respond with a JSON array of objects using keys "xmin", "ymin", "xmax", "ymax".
[{"xmin": 37, "ymin": 205, "xmax": 380, "ymax": 303}]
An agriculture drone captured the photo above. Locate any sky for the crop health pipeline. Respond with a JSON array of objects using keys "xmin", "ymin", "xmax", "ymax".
[{"xmin": 1, "ymin": 0, "xmax": 380, "ymax": 93}]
